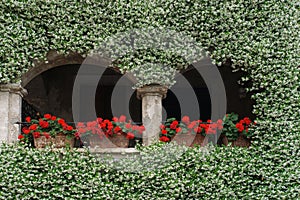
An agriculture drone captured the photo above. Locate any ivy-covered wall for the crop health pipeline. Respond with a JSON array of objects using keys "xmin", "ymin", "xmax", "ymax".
[
  {"xmin": 0, "ymin": 0, "xmax": 299, "ymax": 198},
  {"xmin": 0, "ymin": 143, "xmax": 299, "ymax": 199}
]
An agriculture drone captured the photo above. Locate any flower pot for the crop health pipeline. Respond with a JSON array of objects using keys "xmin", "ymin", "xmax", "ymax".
[
  {"xmin": 171, "ymin": 133, "xmax": 194, "ymax": 146},
  {"xmin": 222, "ymin": 134, "xmax": 250, "ymax": 147},
  {"xmin": 33, "ymin": 133, "xmax": 74, "ymax": 148},
  {"xmin": 89, "ymin": 133, "xmax": 129, "ymax": 148},
  {"xmin": 192, "ymin": 134, "xmax": 209, "ymax": 147},
  {"xmin": 110, "ymin": 133, "xmax": 129, "ymax": 148},
  {"xmin": 171, "ymin": 134, "xmax": 208, "ymax": 147},
  {"xmin": 89, "ymin": 134, "xmax": 113, "ymax": 148}
]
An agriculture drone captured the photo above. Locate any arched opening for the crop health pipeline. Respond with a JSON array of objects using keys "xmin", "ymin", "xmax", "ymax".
[
  {"xmin": 162, "ymin": 64, "xmax": 254, "ymax": 122},
  {"xmin": 22, "ymin": 65, "xmax": 141, "ymax": 123},
  {"xmin": 162, "ymin": 66, "xmax": 211, "ymax": 121}
]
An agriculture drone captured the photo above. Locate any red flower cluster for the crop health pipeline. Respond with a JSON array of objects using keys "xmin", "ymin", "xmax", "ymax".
[
  {"xmin": 159, "ymin": 116, "xmax": 224, "ymax": 142},
  {"xmin": 18, "ymin": 114, "xmax": 76, "ymax": 142},
  {"xmin": 181, "ymin": 116, "xmax": 190, "ymax": 124},
  {"xmin": 220, "ymin": 113, "xmax": 255, "ymax": 141},
  {"xmin": 199, "ymin": 119, "xmax": 223, "ymax": 135},
  {"xmin": 75, "ymin": 116, "xmax": 145, "ymax": 141},
  {"xmin": 18, "ymin": 135, "xmax": 24, "ymax": 140},
  {"xmin": 77, "ymin": 118, "xmax": 116, "ymax": 138},
  {"xmin": 33, "ymin": 132, "xmax": 40, "ymax": 138},
  {"xmin": 235, "ymin": 117, "xmax": 252, "ymax": 133},
  {"xmin": 39, "ymin": 120, "xmax": 49, "ymax": 129},
  {"xmin": 159, "ymin": 136, "xmax": 170, "ymax": 142},
  {"xmin": 170, "ymin": 120, "xmax": 179, "ymax": 129}
]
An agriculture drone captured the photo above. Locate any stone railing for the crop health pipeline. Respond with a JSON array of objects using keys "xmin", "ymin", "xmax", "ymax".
[{"xmin": 0, "ymin": 83, "xmax": 169, "ymax": 146}]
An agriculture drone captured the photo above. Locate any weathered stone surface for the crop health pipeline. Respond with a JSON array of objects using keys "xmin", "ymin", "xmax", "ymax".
[
  {"xmin": 89, "ymin": 148, "xmax": 140, "ymax": 159},
  {"xmin": 21, "ymin": 52, "xmax": 84, "ymax": 87},
  {"xmin": 0, "ymin": 84, "xmax": 27, "ymax": 143},
  {"xmin": 137, "ymin": 85, "xmax": 168, "ymax": 146}
]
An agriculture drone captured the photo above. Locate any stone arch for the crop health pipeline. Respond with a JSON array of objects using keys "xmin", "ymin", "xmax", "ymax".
[
  {"xmin": 21, "ymin": 51, "xmax": 85, "ymax": 87},
  {"xmin": 21, "ymin": 51, "xmax": 141, "ymax": 124},
  {"xmin": 162, "ymin": 61, "xmax": 254, "ymax": 121}
]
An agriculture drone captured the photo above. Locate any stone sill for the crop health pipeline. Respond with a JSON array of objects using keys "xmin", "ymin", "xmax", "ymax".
[{"xmin": 76, "ymin": 147, "xmax": 140, "ymax": 158}]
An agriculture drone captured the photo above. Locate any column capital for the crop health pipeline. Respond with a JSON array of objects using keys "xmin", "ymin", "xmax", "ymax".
[
  {"xmin": 0, "ymin": 83, "xmax": 27, "ymax": 97},
  {"xmin": 137, "ymin": 84, "xmax": 168, "ymax": 100}
]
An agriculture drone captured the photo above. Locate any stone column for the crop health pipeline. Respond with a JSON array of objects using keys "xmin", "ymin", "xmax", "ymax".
[
  {"xmin": 137, "ymin": 85, "xmax": 168, "ymax": 146},
  {"xmin": 0, "ymin": 84, "xmax": 27, "ymax": 143}
]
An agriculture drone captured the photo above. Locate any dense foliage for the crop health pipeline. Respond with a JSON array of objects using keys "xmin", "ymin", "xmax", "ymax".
[
  {"xmin": 0, "ymin": 143, "xmax": 299, "ymax": 199},
  {"xmin": 0, "ymin": 0, "xmax": 299, "ymax": 198}
]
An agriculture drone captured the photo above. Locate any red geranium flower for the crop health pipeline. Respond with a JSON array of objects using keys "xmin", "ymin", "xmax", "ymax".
[
  {"xmin": 170, "ymin": 120, "xmax": 178, "ymax": 129},
  {"xmin": 33, "ymin": 132, "xmax": 40, "ymax": 138},
  {"xmin": 160, "ymin": 136, "xmax": 170, "ymax": 142},
  {"xmin": 87, "ymin": 121, "xmax": 97, "ymax": 127},
  {"xmin": 236, "ymin": 123, "xmax": 244, "ymax": 132},
  {"xmin": 43, "ymin": 132, "xmax": 50, "ymax": 139},
  {"xmin": 39, "ymin": 120, "xmax": 49, "ymax": 128},
  {"xmin": 119, "ymin": 115, "xmax": 126, "ymax": 122},
  {"xmin": 206, "ymin": 127, "xmax": 216, "ymax": 134},
  {"xmin": 216, "ymin": 120, "xmax": 223, "ymax": 130},
  {"xmin": 107, "ymin": 121, "xmax": 113, "ymax": 126},
  {"xmin": 188, "ymin": 121, "xmax": 197, "ymax": 129},
  {"xmin": 160, "ymin": 124, "xmax": 165, "ymax": 130},
  {"xmin": 25, "ymin": 117, "xmax": 31, "ymax": 123},
  {"xmin": 139, "ymin": 125, "xmax": 145, "ymax": 133},
  {"xmin": 200, "ymin": 123, "xmax": 206, "ymax": 128},
  {"xmin": 114, "ymin": 126, "xmax": 122, "ymax": 134},
  {"xmin": 243, "ymin": 117, "xmax": 251, "ymax": 125},
  {"xmin": 126, "ymin": 132, "xmax": 135, "ymax": 139},
  {"xmin": 197, "ymin": 126, "xmax": 203, "ymax": 133},
  {"xmin": 176, "ymin": 127, "xmax": 182, "ymax": 133},
  {"xmin": 210, "ymin": 123, "xmax": 218, "ymax": 129},
  {"xmin": 161, "ymin": 129, "xmax": 168, "ymax": 135},
  {"xmin": 97, "ymin": 117, "xmax": 103, "ymax": 123},
  {"xmin": 74, "ymin": 132, "xmax": 80, "ymax": 139},
  {"xmin": 29, "ymin": 124, "xmax": 38, "ymax": 131},
  {"xmin": 78, "ymin": 128, "xmax": 86, "ymax": 134},
  {"xmin": 51, "ymin": 116, "xmax": 57, "ymax": 121},
  {"xmin": 107, "ymin": 125, "xmax": 114, "ymax": 131},
  {"xmin": 66, "ymin": 126, "xmax": 73, "ymax": 131},
  {"xmin": 103, "ymin": 119, "xmax": 110, "ymax": 124},
  {"xmin": 77, "ymin": 122, "xmax": 84, "ymax": 127},
  {"xmin": 44, "ymin": 114, "xmax": 51, "ymax": 120},
  {"xmin": 100, "ymin": 122, "xmax": 106, "ymax": 128},
  {"xmin": 22, "ymin": 127, "xmax": 30, "ymax": 134},
  {"xmin": 112, "ymin": 117, "xmax": 118, "ymax": 122},
  {"xmin": 132, "ymin": 125, "xmax": 139, "ymax": 131},
  {"xmin": 58, "ymin": 119, "xmax": 65, "ymax": 125},
  {"xmin": 18, "ymin": 135, "xmax": 24, "ymax": 140},
  {"xmin": 125, "ymin": 123, "xmax": 131, "ymax": 129},
  {"xmin": 181, "ymin": 116, "xmax": 190, "ymax": 124}
]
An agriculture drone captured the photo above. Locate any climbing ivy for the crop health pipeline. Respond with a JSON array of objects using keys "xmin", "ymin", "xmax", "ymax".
[
  {"xmin": 0, "ymin": 0, "xmax": 299, "ymax": 198},
  {"xmin": 0, "ymin": 143, "xmax": 299, "ymax": 199}
]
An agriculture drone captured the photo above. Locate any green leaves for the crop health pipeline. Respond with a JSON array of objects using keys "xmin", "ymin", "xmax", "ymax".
[
  {"xmin": 0, "ymin": 143, "xmax": 299, "ymax": 199},
  {"xmin": 0, "ymin": 2, "xmax": 299, "ymax": 198}
]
